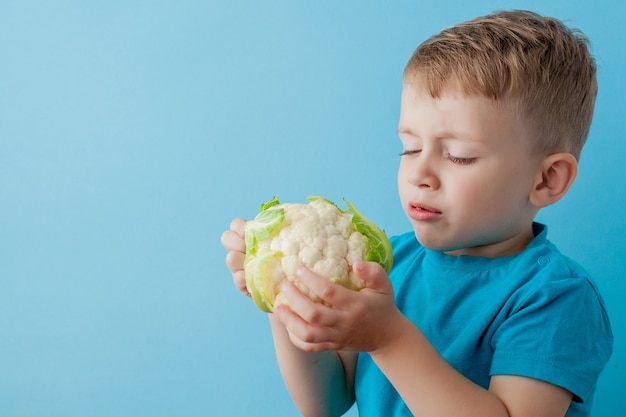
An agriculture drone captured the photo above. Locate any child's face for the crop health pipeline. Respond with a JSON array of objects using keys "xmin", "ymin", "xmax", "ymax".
[{"xmin": 397, "ymin": 83, "xmax": 543, "ymax": 257}]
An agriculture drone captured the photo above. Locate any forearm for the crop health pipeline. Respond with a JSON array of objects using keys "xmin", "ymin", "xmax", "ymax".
[
  {"xmin": 269, "ymin": 314, "xmax": 355, "ymax": 417},
  {"xmin": 370, "ymin": 311, "xmax": 510, "ymax": 417}
]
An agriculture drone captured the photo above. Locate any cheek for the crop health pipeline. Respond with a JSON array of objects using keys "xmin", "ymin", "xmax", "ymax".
[
  {"xmin": 397, "ymin": 163, "xmax": 407, "ymax": 194},
  {"xmin": 455, "ymin": 181, "xmax": 486, "ymax": 210},
  {"xmin": 397, "ymin": 168, "xmax": 416, "ymax": 216},
  {"xmin": 397, "ymin": 158, "xmax": 418, "ymax": 187},
  {"xmin": 449, "ymin": 169, "xmax": 507, "ymax": 211},
  {"xmin": 458, "ymin": 172, "xmax": 530, "ymax": 218}
]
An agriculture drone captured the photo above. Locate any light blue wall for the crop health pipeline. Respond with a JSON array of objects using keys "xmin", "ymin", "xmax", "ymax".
[{"xmin": 1, "ymin": 1, "xmax": 623, "ymax": 416}]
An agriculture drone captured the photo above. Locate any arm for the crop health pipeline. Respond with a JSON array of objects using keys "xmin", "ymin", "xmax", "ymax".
[
  {"xmin": 221, "ymin": 219, "xmax": 356, "ymax": 417},
  {"xmin": 278, "ymin": 261, "xmax": 573, "ymax": 417},
  {"xmin": 369, "ymin": 310, "xmax": 572, "ymax": 416},
  {"xmin": 269, "ymin": 313, "xmax": 357, "ymax": 417}
]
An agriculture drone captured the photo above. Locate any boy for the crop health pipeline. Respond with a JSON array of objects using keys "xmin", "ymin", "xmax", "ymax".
[{"xmin": 221, "ymin": 10, "xmax": 613, "ymax": 417}]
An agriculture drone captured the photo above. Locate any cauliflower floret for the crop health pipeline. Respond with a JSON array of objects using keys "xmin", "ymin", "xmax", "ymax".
[
  {"xmin": 244, "ymin": 196, "xmax": 393, "ymax": 312},
  {"xmin": 266, "ymin": 200, "xmax": 366, "ymax": 303}
]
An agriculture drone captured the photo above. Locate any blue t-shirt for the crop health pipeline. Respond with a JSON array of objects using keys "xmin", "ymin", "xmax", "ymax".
[{"xmin": 355, "ymin": 223, "xmax": 613, "ymax": 417}]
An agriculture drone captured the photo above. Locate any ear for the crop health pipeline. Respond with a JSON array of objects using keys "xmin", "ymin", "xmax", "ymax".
[{"xmin": 529, "ymin": 153, "xmax": 578, "ymax": 208}]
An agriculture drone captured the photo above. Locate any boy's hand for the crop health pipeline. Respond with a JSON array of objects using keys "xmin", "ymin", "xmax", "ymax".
[
  {"xmin": 220, "ymin": 218, "xmax": 250, "ymax": 297},
  {"xmin": 274, "ymin": 260, "xmax": 402, "ymax": 353}
]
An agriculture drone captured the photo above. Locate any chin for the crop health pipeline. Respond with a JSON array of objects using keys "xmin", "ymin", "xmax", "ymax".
[
  {"xmin": 414, "ymin": 234, "xmax": 451, "ymax": 252},
  {"xmin": 414, "ymin": 232, "xmax": 473, "ymax": 253}
]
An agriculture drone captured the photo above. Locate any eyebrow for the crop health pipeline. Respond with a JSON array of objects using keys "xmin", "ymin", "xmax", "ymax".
[{"xmin": 398, "ymin": 127, "xmax": 486, "ymax": 146}]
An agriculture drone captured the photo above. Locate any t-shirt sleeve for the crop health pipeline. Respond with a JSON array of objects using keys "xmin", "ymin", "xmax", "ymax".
[{"xmin": 490, "ymin": 276, "xmax": 613, "ymax": 402}]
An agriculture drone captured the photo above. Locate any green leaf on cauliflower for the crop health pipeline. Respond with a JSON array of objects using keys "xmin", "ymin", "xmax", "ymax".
[
  {"xmin": 247, "ymin": 247, "xmax": 284, "ymax": 313},
  {"xmin": 259, "ymin": 195, "xmax": 281, "ymax": 211},
  {"xmin": 343, "ymin": 198, "xmax": 394, "ymax": 274},
  {"xmin": 244, "ymin": 202, "xmax": 285, "ymax": 255}
]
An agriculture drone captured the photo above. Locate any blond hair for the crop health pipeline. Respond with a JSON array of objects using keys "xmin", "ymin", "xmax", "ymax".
[{"xmin": 404, "ymin": 10, "xmax": 597, "ymax": 160}]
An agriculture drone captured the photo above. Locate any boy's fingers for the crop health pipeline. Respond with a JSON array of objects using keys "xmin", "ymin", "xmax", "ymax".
[
  {"xmin": 353, "ymin": 260, "xmax": 389, "ymax": 292},
  {"xmin": 233, "ymin": 270, "xmax": 250, "ymax": 296},
  {"xmin": 222, "ymin": 218, "xmax": 249, "ymax": 297},
  {"xmin": 221, "ymin": 229, "xmax": 246, "ymax": 253},
  {"xmin": 230, "ymin": 218, "xmax": 246, "ymax": 238},
  {"xmin": 295, "ymin": 267, "xmax": 351, "ymax": 307},
  {"xmin": 280, "ymin": 280, "xmax": 338, "ymax": 327},
  {"xmin": 276, "ymin": 302, "xmax": 340, "ymax": 350},
  {"xmin": 225, "ymin": 250, "xmax": 245, "ymax": 272}
]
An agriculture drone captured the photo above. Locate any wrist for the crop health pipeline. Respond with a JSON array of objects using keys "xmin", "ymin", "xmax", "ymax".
[{"xmin": 369, "ymin": 307, "xmax": 413, "ymax": 355}]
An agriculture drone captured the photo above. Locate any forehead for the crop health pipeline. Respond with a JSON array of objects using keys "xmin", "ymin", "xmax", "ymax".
[
  {"xmin": 400, "ymin": 82, "xmax": 495, "ymax": 121},
  {"xmin": 398, "ymin": 82, "xmax": 531, "ymax": 150},
  {"xmin": 399, "ymin": 80, "xmax": 519, "ymax": 122}
]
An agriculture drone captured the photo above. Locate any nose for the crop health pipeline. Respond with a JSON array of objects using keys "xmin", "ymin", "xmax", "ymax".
[{"xmin": 405, "ymin": 155, "xmax": 440, "ymax": 190}]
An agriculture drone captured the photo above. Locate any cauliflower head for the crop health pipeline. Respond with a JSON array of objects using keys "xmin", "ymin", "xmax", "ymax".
[{"xmin": 244, "ymin": 196, "xmax": 393, "ymax": 312}]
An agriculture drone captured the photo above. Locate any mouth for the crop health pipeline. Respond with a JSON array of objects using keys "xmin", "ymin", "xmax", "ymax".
[{"xmin": 408, "ymin": 202, "xmax": 442, "ymax": 221}]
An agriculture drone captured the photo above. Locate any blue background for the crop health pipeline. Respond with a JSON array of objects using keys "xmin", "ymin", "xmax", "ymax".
[{"xmin": 1, "ymin": 1, "xmax": 624, "ymax": 416}]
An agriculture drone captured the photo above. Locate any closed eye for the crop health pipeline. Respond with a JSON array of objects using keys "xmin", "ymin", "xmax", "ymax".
[
  {"xmin": 400, "ymin": 149, "xmax": 421, "ymax": 156},
  {"xmin": 448, "ymin": 155, "xmax": 477, "ymax": 165}
]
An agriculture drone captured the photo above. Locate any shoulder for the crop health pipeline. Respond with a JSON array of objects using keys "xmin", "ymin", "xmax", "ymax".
[
  {"xmin": 508, "ymin": 231, "xmax": 611, "ymax": 330},
  {"xmin": 507, "ymin": 224, "xmax": 598, "ymax": 290},
  {"xmin": 513, "ymin": 229, "xmax": 606, "ymax": 305},
  {"xmin": 492, "ymin": 230, "xmax": 614, "ymax": 403}
]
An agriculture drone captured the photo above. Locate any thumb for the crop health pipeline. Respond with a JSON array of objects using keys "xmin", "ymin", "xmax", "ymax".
[{"xmin": 353, "ymin": 260, "xmax": 392, "ymax": 293}]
